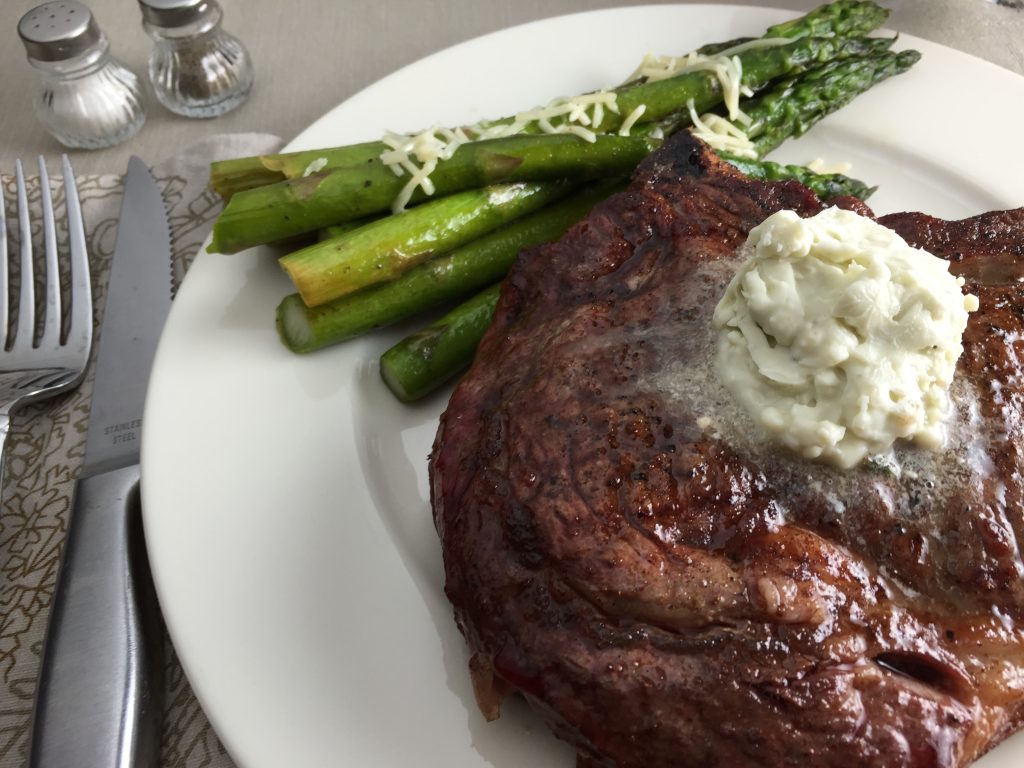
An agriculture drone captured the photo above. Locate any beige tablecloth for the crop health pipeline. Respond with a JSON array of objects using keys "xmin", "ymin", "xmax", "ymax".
[{"xmin": 0, "ymin": 1, "xmax": 1021, "ymax": 767}]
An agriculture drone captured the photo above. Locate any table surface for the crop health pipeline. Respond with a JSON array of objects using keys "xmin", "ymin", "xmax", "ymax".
[
  {"xmin": 2, "ymin": 0, "xmax": 1023, "ymax": 175},
  {"xmin": 0, "ymin": 1, "xmax": 1021, "ymax": 767}
]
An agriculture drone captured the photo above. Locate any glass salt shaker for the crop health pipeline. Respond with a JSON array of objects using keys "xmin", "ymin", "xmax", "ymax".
[
  {"xmin": 17, "ymin": 1, "xmax": 146, "ymax": 150},
  {"xmin": 138, "ymin": 0, "xmax": 254, "ymax": 118}
]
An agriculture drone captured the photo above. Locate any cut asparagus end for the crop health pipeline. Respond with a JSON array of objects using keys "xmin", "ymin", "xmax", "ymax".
[{"xmin": 276, "ymin": 294, "xmax": 316, "ymax": 354}]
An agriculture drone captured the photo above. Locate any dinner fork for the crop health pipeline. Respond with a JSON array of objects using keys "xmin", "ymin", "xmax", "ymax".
[{"xmin": 0, "ymin": 157, "xmax": 92, "ymax": 484}]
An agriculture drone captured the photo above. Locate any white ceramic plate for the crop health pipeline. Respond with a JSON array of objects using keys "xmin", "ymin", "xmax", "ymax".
[{"xmin": 141, "ymin": 6, "xmax": 1024, "ymax": 767}]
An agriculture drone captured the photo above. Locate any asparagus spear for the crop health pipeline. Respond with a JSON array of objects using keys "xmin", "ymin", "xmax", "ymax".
[
  {"xmin": 277, "ymin": 180, "xmax": 622, "ymax": 352},
  {"xmin": 765, "ymin": 0, "xmax": 888, "ymax": 40},
  {"xmin": 318, "ymin": 217, "xmax": 378, "ymax": 241},
  {"xmin": 210, "ymin": 132, "xmax": 658, "ymax": 254},
  {"xmin": 603, "ymin": 35, "xmax": 893, "ymax": 134},
  {"xmin": 379, "ymin": 283, "xmax": 502, "ymax": 403},
  {"xmin": 280, "ymin": 180, "xmax": 576, "ymax": 307},
  {"xmin": 696, "ymin": 0, "xmax": 889, "ymax": 56},
  {"xmin": 209, "ymin": 1, "xmax": 890, "ymax": 199},
  {"xmin": 742, "ymin": 49, "xmax": 922, "ymax": 156},
  {"xmin": 209, "ymin": 142, "xmax": 383, "ymax": 200},
  {"xmin": 720, "ymin": 155, "xmax": 876, "ymax": 199}
]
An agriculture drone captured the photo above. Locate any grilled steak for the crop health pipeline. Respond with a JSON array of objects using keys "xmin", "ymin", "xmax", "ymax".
[{"xmin": 429, "ymin": 132, "xmax": 1024, "ymax": 768}]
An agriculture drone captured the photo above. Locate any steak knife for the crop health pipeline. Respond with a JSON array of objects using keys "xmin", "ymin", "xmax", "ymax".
[{"xmin": 28, "ymin": 157, "xmax": 173, "ymax": 768}]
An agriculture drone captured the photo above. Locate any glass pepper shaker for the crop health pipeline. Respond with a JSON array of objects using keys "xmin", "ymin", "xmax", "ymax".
[
  {"xmin": 17, "ymin": 1, "xmax": 146, "ymax": 150},
  {"xmin": 137, "ymin": 0, "xmax": 254, "ymax": 118}
]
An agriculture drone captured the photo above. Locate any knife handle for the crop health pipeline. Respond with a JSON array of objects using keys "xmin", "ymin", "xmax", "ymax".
[{"xmin": 28, "ymin": 464, "xmax": 164, "ymax": 768}]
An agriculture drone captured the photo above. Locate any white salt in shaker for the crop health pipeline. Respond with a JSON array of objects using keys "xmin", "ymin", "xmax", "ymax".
[
  {"xmin": 17, "ymin": 1, "xmax": 147, "ymax": 149},
  {"xmin": 138, "ymin": 0, "xmax": 254, "ymax": 118}
]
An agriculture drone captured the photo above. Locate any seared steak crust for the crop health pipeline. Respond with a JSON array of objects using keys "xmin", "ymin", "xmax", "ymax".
[{"xmin": 430, "ymin": 132, "xmax": 1024, "ymax": 768}]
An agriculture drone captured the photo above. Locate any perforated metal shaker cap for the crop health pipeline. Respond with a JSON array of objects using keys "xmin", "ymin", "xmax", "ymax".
[
  {"xmin": 137, "ymin": 0, "xmax": 213, "ymax": 27},
  {"xmin": 18, "ymin": 1, "xmax": 102, "ymax": 62}
]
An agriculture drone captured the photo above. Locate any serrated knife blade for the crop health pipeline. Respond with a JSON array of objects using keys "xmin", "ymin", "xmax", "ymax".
[
  {"xmin": 82, "ymin": 155, "xmax": 174, "ymax": 475},
  {"xmin": 28, "ymin": 156, "xmax": 172, "ymax": 768}
]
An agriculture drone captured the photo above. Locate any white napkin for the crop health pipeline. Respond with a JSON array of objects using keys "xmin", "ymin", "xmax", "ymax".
[{"xmin": 154, "ymin": 133, "xmax": 284, "ymax": 290}]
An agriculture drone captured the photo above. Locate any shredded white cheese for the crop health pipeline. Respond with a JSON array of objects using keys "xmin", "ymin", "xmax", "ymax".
[
  {"xmin": 630, "ymin": 51, "xmax": 753, "ymax": 124},
  {"xmin": 806, "ymin": 157, "xmax": 854, "ymax": 175},
  {"xmin": 301, "ymin": 157, "xmax": 328, "ymax": 177},
  {"xmin": 627, "ymin": 37, "xmax": 790, "ymax": 83},
  {"xmin": 686, "ymin": 99, "xmax": 757, "ymax": 158},
  {"xmin": 482, "ymin": 90, "xmax": 622, "ymax": 143},
  {"xmin": 380, "ymin": 126, "xmax": 473, "ymax": 212},
  {"xmin": 618, "ymin": 104, "xmax": 647, "ymax": 136},
  {"xmin": 624, "ymin": 35, "xmax": 791, "ymax": 149},
  {"xmin": 622, "ymin": 36, "xmax": 790, "ymax": 83},
  {"xmin": 623, "ymin": 40, "xmax": 798, "ymax": 125},
  {"xmin": 380, "ymin": 91, "xmax": 623, "ymax": 211}
]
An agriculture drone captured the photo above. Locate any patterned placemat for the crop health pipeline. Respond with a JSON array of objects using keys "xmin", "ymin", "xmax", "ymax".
[{"xmin": 0, "ymin": 133, "xmax": 281, "ymax": 768}]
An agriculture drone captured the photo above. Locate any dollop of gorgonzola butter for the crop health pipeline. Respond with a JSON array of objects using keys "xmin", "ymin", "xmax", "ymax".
[{"xmin": 712, "ymin": 207, "xmax": 980, "ymax": 469}]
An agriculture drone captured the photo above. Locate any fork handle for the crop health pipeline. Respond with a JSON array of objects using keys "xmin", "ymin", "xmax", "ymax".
[
  {"xmin": 0, "ymin": 410, "xmax": 11, "ymax": 485},
  {"xmin": 28, "ymin": 464, "xmax": 163, "ymax": 768}
]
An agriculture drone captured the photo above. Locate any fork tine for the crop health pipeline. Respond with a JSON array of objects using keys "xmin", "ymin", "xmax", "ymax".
[
  {"xmin": 0, "ymin": 170, "xmax": 8, "ymax": 347},
  {"xmin": 13, "ymin": 160, "xmax": 34, "ymax": 352},
  {"xmin": 61, "ymin": 155, "xmax": 91, "ymax": 356},
  {"xmin": 38, "ymin": 157, "xmax": 60, "ymax": 348}
]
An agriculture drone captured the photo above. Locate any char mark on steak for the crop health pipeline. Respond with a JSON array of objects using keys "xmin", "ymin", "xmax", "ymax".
[{"xmin": 430, "ymin": 131, "xmax": 1024, "ymax": 768}]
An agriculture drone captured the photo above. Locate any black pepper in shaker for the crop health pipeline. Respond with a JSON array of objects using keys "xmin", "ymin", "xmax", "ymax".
[{"xmin": 137, "ymin": 0, "xmax": 253, "ymax": 118}]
